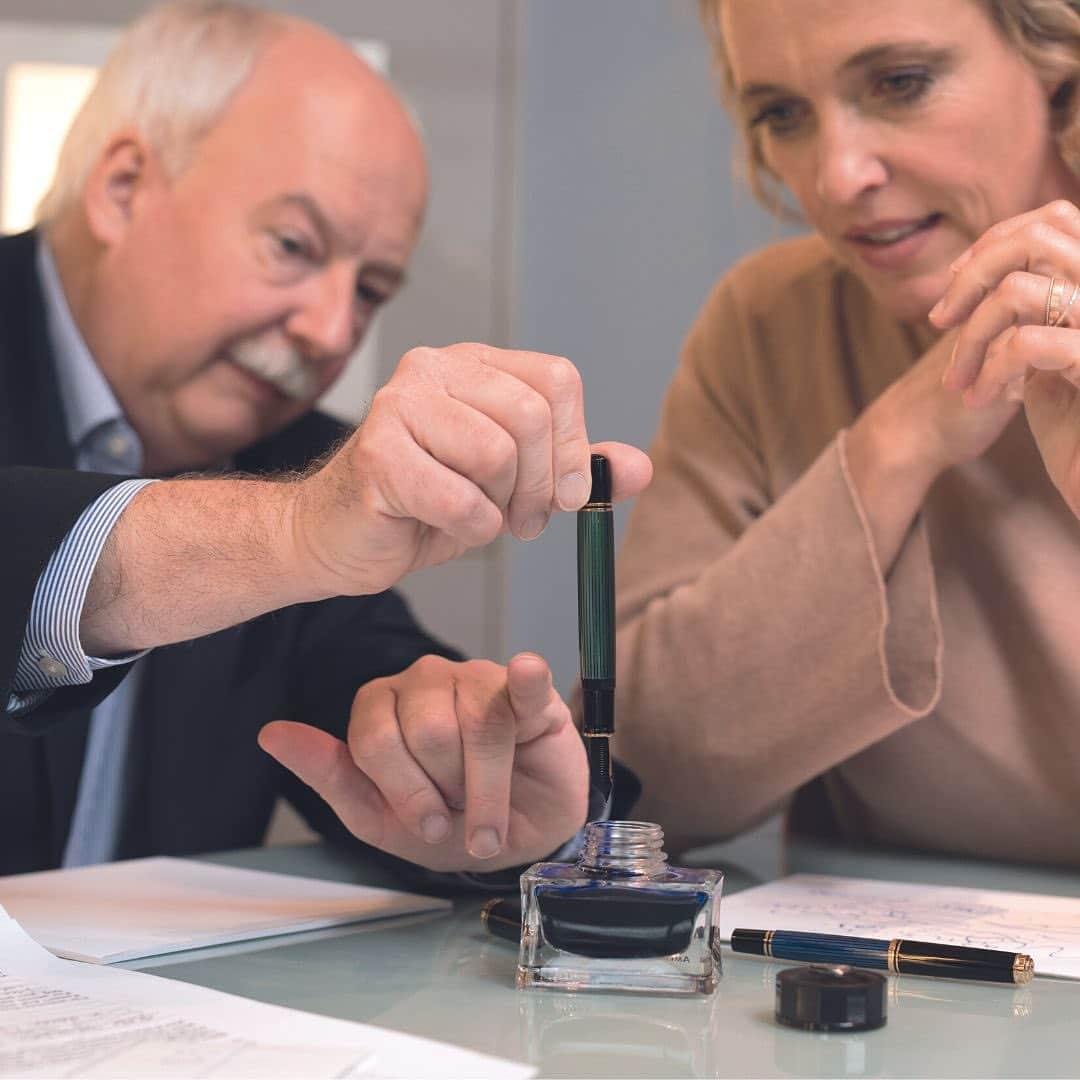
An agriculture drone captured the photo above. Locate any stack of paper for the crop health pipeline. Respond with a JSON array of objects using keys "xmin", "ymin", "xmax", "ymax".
[{"xmin": 0, "ymin": 856, "xmax": 451, "ymax": 964}]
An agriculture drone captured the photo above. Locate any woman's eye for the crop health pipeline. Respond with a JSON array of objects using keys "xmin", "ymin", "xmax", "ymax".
[
  {"xmin": 873, "ymin": 69, "xmax": 932, "ymax": 103},
  {"xmin": 749, "ymin": 101, "xmax": 807, "ymax": 136}
]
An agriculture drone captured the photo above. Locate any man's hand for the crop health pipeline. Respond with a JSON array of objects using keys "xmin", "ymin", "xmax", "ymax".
[
  {"xmin": 257, "ymin": 652, "xmax": 588, "ymax": 872},
  {"xmin": 288, "ymin": 343, "xmax": 653, "ymax": 597},
  {"xmin": 80, "ymin": 342, "xmax": 651, "ymax": 656}
]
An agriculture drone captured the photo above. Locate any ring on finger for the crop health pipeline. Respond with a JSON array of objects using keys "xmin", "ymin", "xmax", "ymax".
[
  {"xmin": 1044, "ymin": 276, "xmax": 1077, "ymax": 326},
  {"xmin": 1045, "ymin": 276, "xmax": 1064, "ymax": 325},
  {"xmin": 1053, "ymin": 281, "xmax": 1080, "ymax": 328}
]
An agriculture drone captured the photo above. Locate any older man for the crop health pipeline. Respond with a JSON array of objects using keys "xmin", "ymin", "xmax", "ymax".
[{"xmin": 1, "ymin": 3, "xmax": 649, "ymax": 876}]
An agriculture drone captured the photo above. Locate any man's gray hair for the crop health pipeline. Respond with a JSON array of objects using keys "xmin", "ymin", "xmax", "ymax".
[{"xmin": 36, "ymin": 1, "xmax": 286, "ymax": 225}]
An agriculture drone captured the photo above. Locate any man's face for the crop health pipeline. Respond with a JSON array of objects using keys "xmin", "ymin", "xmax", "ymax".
[
  {"xmin": 90, "ymin": 28, "xmax": 428, "ymax": 473},
  {"xmin": 722, "ymin": 0, "xmax": 1080, "ymax": 322}
]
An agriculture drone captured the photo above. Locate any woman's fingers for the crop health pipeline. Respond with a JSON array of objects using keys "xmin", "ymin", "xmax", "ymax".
[
  {"xmin": 933, "ymin": 210, "xmax": 1080, "ymax": 330},
  {"xmin": 944, "ymin": 271, "xmax": 1053, "ymax": 391},
  {"xmin": 964, "ymin": 324, "xmax": 1080, "ymax": 407},
  {"xmin": 930, "ymin": 202, "xmax": 1080, "ymax": 402},
  {"xmin": 944, "ymin": 200, "xmax": 1080, "ymax": 284}
]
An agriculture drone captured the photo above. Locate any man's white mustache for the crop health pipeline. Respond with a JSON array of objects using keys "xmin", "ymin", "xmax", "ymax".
[{"xmin": 230, "ymin": 338, "xmax": 318, "ymax": 401}]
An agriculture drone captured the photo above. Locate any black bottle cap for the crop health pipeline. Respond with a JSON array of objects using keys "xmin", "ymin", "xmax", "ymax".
[
  {"xmin": 775, "ymin": 965, "xmax": 887, "ymax": 1033},
  {"xmin": 589, "ymin": 454, "xmax": 611, "ymax": 504}
]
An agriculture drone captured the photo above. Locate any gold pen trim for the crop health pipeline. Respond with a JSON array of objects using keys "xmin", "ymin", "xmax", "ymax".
[
  {"xmin": 479, "ymin": 898, "xmax": 500, "ymax": 932},
  {"xmin": 888, "ymin": 939, "xmax": 901, "ymax": 974},
  {"xmin": 1013, "ymin": 953, "xmax": 1035, "ymax": 985},
  {"xmin": 581, "ymin": 501, "xmax": 613, "ymax": 511},
  {"xmin": 763, "ymin": 929, "xmax": 774, "ymax": 958}
]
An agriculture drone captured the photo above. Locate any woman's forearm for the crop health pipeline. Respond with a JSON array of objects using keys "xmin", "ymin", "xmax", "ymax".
[{"xmin": 613, "ymin": 440, "xmax": 943, "ymax": 843}]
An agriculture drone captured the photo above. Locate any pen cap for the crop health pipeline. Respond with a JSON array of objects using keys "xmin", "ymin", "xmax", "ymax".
[{"xmin": 775, "ymin": 965, "xmax": 886, "ymax": 1033}]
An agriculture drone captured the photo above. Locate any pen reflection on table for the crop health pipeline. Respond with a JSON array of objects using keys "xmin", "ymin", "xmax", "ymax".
[{"xmin": 890, "ymin": 977, "xmax": 1034, "ymax": 1020}]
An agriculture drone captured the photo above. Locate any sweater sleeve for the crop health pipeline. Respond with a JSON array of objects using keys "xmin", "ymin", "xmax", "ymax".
[{"xmin": 612, "ymin": 276, "xmax": 943, "ymax": 848}]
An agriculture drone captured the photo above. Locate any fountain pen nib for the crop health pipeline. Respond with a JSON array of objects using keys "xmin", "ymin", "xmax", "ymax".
[{"xmin": 585, "ymin": 736, "xmax": 614, "ymax": 821}]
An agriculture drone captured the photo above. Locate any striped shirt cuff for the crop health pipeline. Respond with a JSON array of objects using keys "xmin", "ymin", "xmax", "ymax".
[{"xmin": 9, "ymin": 479, "xmax": 157, "ymax": 709}]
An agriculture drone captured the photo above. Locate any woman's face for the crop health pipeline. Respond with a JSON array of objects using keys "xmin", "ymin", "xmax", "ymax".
[{"xmin": 721, "ymin": 0, "xmax": 1080, "ymax": 320}]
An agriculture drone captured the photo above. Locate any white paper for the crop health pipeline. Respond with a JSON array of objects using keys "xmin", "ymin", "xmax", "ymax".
[
  {"xmin": 717, "ymin": 873, "xmax": 1080, "ymax": 979},
  {"xmin": 0, "ymin": 905, "xmax": 534, "ymax": 1079},
  {"xmin": 0, "ymin": 857, "xmax": 451, "ymax": 964}
]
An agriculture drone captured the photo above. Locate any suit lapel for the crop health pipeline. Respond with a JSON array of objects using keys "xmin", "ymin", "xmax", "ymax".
[
  {"xmin": 0, "ymin": 231, "xmax": 75, "ymax": 469},
  {"xmin": 0, "ymin": 230, "xmax": 90, "ymax": 867}
]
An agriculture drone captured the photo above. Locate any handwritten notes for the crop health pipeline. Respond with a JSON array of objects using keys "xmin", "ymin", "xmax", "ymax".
[
  {"xmin": 0, "ymin": 905, "xmax": 535, "ymax": 1079},
  {"xmin": 717, "ymin": 874, "xmax": 1080, "ymax": 979}
]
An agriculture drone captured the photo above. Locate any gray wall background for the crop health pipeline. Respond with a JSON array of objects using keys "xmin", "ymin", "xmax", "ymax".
[
  {"xmin": 0, "ymin": 0, "xmax": 794, "ymax": 693},
  {"xmin": 507, "ymin": 0, "xmax": 792, "ymax": 692}
]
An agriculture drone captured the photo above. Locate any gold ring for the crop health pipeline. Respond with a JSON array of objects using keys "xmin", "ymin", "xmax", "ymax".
[
  {"xmin": 1053, "ymin": 282, "xmax": 1080, "ymax": 328},
  {"xmin": 1045, "ymin": 276, "xmax": 1059, "ymax": 326},
  {"xmin": 1046, "ymin": 276, "xmax": 1072, "ymax": 326}
]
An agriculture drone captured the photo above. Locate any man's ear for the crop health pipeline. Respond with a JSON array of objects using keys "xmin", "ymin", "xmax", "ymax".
[{"xmin": 82, "ymin": 129, "xmax": 165, "ymax": 245}]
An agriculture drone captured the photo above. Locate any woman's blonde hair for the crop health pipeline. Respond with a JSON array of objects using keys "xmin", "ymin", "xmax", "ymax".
[
  {"xmin": 36, "ymin": 1, "xmax": 286, "ymax": 225},
  {"xmin": 698, "ymin": 0, "xmax": 1080, "ymax": 217}
]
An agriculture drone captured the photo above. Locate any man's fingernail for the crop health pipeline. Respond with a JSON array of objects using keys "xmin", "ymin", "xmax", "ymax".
[
  {"xmin": 468, "ymin": 827, "xmax": 501, "ymax": 859},
  {"xmin": 421, "ymin": 814, "xmax": 450, "ymax": 843},
  {"xmin": 520, "ymin": 513, "xmax": 549, "ymax": 541},
  {"xmin": 557, "ymin": 472, "xmax": 590, "ymax": 509},
  {"xmin": 928, "ymin": 298, "xmax": 945, "ymax": 321}
]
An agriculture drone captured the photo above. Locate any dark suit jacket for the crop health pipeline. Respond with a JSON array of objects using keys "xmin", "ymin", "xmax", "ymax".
[{"xmin": 0, "ymin": 230, "xmax": 459, "ymax": 875}]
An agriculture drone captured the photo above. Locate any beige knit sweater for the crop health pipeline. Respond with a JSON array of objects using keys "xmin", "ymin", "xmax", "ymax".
[{"xmin": 613, "ymin": 234, "xmax": 1080, "ymax": 867}]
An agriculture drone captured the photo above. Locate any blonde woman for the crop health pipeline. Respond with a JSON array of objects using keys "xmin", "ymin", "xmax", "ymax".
[{"xmin": 614, "ymin": 0, "xmax": 1080, "ymax": 866}]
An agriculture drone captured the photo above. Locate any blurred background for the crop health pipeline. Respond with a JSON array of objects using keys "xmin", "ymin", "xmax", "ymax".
[{"xmin": 0, "ymin": 0, "xmax": 794, "ymax": 857}]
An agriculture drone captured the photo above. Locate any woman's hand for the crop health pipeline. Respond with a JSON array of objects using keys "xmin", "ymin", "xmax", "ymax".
[
  {"xmin": 845, "ymin": 328, "xmax": 1019, "ymax": 571},
  {"xmin": 931, "ymin": 200, "xmax": 1080, "ymax": 515}
]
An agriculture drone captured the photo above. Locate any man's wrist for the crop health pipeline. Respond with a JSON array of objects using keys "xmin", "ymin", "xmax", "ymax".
[
  {"xmin": 279, "ymin": 473, "xmax": 350, "ymax": 603},
  {"xmin": 80, "ymin": 475, "xmax": 330, "ymax": 654}
]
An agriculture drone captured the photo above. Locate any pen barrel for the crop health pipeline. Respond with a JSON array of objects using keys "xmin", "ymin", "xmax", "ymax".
[
  {"xmin": 730, "ymin": 930, "xmax": 1032, "ymax": 985},
  {"xmin": 733, "ymin": 930, "xmax": 891, "ymax": 971},
  {"xmin": 894, "ymin": 940, "xmax": 1026, "ymax": 984},
  {"xmin": 577, "ymin": 458, "xmax": 614, "ymax": 728}
]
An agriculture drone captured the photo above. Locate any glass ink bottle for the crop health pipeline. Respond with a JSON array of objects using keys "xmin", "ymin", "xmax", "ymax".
[{"xmin": 517, "ymin": 820, "xmax": 724, "ymax": 995}]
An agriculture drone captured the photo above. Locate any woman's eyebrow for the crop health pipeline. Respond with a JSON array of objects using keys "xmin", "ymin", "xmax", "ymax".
[
  {"xmin": 840, "ymin": 41, "xmax": 958, "ymax": 73},
  {"xmin": 738, "ymin": 41, "xmax": 958, "ymax": 103}
]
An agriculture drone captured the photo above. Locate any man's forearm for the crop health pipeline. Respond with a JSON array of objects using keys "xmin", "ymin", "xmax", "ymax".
[{"xmin": 81, "ymin": 477, "xmax": 322, "ymax": 656}]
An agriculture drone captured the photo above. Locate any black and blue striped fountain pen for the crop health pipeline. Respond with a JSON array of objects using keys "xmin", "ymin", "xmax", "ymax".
[{"xmin": 731, "ymin": 928, "xmax": 1034, "ymax": 984}]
